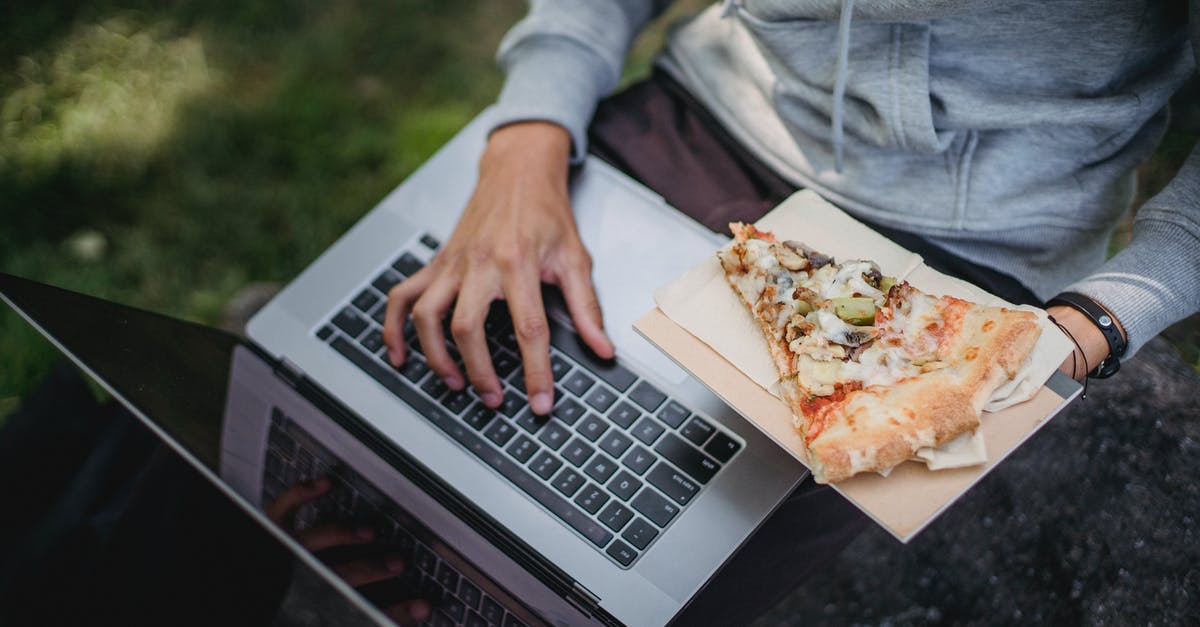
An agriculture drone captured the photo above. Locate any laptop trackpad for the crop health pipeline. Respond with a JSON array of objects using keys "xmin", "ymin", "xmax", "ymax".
[{"xmin": 571, "ymin": 165, "xmax": 723, "ymax": 386}]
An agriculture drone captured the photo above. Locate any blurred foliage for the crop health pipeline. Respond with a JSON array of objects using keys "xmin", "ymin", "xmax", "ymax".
[
  {"xmin": 0, "ymin": 0, "xmax": 708, "ymax": 414},
  {"xmin": 1, "ymin": 0, "xmax": 1196, "ymax": 419}
]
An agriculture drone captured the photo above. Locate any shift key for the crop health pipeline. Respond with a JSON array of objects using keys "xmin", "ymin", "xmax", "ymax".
[
  {"xmin": 654, "ymin": 433, "xmax": 719, "ymax": 484},
  {"xmin": 646, "ymin": 463, "xmax": 699, "ymax": 506}
]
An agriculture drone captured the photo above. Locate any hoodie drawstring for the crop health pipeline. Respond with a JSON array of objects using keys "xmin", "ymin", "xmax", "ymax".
[{"xmin": 831, "ymin": 0, "xmax": 855, "ymax": 172}]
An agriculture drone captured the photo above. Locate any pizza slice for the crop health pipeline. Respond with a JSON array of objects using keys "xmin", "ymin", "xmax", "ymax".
[{"xmin": 717, "ymin": 223, "xmax": 1041, "ymax": 483}]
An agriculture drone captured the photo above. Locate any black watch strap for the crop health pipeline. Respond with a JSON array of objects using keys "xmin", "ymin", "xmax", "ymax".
[{"xmin": 1045, "ymin": 291, "xmax": 1127, "ymax": 379}]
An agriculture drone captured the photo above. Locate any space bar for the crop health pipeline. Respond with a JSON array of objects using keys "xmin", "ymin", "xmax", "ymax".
[{"xmin": 330, "ymin": 337, "xmax": 613, "ymax": 548}]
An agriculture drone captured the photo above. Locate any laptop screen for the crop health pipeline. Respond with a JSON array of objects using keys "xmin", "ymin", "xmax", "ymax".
[{"xmin": 0, "ymin": 273, "xmax": 596, "ymax": 626}]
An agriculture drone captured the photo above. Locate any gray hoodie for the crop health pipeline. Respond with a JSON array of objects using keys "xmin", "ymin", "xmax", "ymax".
[{"xmin": 492, "ymin": 0, "xmax": 1200, "ymax": 357}]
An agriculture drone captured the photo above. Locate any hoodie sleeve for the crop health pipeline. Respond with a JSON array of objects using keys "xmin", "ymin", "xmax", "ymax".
[
  {"xmin": 1062, "ymin": 147, "xmax": 1200, "ymax": 358},
  {"xmin": 491, "ymin": 0, "xmax": 672, "ymax": 163},
  {"xmin": 1060, "ymin": 0, "xmax": 1200, "ymax": 358}
]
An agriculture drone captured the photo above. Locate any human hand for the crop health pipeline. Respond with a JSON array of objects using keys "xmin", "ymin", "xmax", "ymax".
[
  {"xmin": 382, "ymin": 121, "xmax": 614, "ymax": 415},
  {"xmin": 267, "ymin": 478, "xmax": 431, "ymax": 625}
]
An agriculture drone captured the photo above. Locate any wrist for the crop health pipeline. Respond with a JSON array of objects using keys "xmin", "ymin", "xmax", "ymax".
[
  {"xmin": 1047, "ymin": 305, "xmax": 1111, "ymax": 380},
  {"xmin": 485, "ymin": 121, "xmax": 571, "ymax": 165}
]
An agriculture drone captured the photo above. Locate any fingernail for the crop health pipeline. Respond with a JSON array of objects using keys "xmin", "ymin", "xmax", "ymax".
[
  {"xmin": 385, "ymin": 556, "xmax": 405, "ymax": 572},
  {"xmin": 444, "ymin": 376, "xmax": 463, "ymax": 389},
  {"xmin": 388, "ymin": 350, "xmax": 400, "ymax": 367},
  {"xmin": 410, "ymin": 601, "xmax": 431, "ymax": 621},
  {"xmin": 357, "ymin": 527, "xmax": 375, "ymax": 540},
  {"xmin": 531, "ymin": 392, "xmax": 553, "ymax": 415},
  {"xmin": 481, "ymin": 392, "xmax": 501, "ymax": 407}
]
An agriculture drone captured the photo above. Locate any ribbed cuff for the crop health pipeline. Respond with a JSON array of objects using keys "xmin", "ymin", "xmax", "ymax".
[
  {"xmin": 1064, "ymin": 215, "xmax": 1200, "ymax": 357},
  {"xmin": 492, "ymin": 36, "xmax": 611, "ymax": 164}
]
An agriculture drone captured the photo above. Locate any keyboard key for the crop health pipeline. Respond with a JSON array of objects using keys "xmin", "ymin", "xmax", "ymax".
[
  {"xmin": 621, "ymin": 446, "xmax": 655, "ymax": 476},
  {"xmin": 632, "ymin": 489, "xmax": 680, "ymax": 528},
  {"xmin": 621, "ymin": 518, "xmax": 658, "ymax": 550},
  {"xmin": 333, "ymin": 307, "xmax": 369, "ymax": 339},
  {"xmin": 657, "ymin": 400, "xmax": 691, "ymax": 429},
  {"xmin": 575, "ymin": 413, "xmax": 609, "ymax": 442},
  {"xmin": 550, "ymin": 354, "xmax": 571, "ymax": 381},
  {"xmin": 372, "ymin": 269, "xmax": 403, "ymax": 294},
  {"xmin": 598, "ymin": 501, "xmax": 634, "ymax": 532},
  {"xmin": 631, "ymin": 416, "xmax": 666, "ymax": 445},
  {"xmin": 465, "ymin": 610, "xmax": 487, "ymax": 627},
  {"xmin": 537, "ymin": 422, "xmax": 570, "ymax": 451},
  {"xmin": 552, "ymin": 397, "xmax": 586, "ymax": 425},
  {"xmin": 443, "ymin": 597, "xmax": 467, "ymax": 624},
  {"xmin": 435, "ymin": 562, "xmax": 460, "ymax": 594},
  {"xmin": 561, "ymin": 438, "xmax": 595, "ymax": 467},
  {"xmin": 362, "ymin": 330, "xmax": 386, "ymax": 356},
  {"xmin": 316, "ymin": 324, "xmax": 334, "ymax": 340},
  {"xmin": 399, "ymin": 356, "xmax": 430, "ymax": 383},
  {"xmin": 506, "ymin": 436, "xmax": 538, "ymax": 463},
  {"xmin": 352, "ymin": 289, "xmax": 380, "ymax": 313},
  {"xmin": 680, "ymin": 416, "xmax": 716, "ymax": 446},
  {"xmin": 655, "ymin": 433, "xmax": 719, "ymax": 484},
  {"xmin": 430, "ymin": 611, "xmax": 454, "ymax": 627},
  {"xmin": 483, "ymin": 419, "xmax": 517, "ymax": 447},
  {"xmin": 421, "ymin": 376, "xmax": 449, "ymax": 401},
  {"xmin": 504, "ymin": 614, "xmax": 528, "ymax": 627},
  {"xmin": 562, "ymin": 370, "xmax": 595, "ymax": 396},
  {"xmin": 647, "ymin": 462, "xmax": 700, "ymax": 506},
  {"xmin": 480, "ymin": 598, "xmax": 504, "ymax": 625},
  {"xmin": 549, "ymin": 324, "xmax": 637, "ymax": 392},
  {"xmin": 705, "ymin": 432, "xmax": 742, "ymax": 463},
  {"xmin": 507, "ymin": 366, "xmax": 526, "ymax": 394},
  {"xmin": 529, "ymin": 452, "xmax": 562, "ymax": 480},
  {"xmin": 440, "ymin": 389, "xmax": 474, "ymax": 414},
  {"xmin": 607, "ymin": 471, "xmax": 642, "ymax": 501},
  {"xmin": 420, "ymin": 234, "xmax": 440, "ymax": 250},
  {"xmin": 416, "ymin": 544, "xmax": 438, "ymax": 573},
  {"xmin": 574, "ymin": 484, "xmax": 609, "ymax": 514},
  {"xmin": 370, "ymin": 303, "xmax": 387, "ymax": 326},
  {"xmin": 498, "ymin": 390, "xmax": 524, "ymax": 417},
  {"xmin": 492, "ymin": 349, "xmax": 519, "ymax": 377},
  {"xmin": 606, "ymin": 540, "xmax": 637, "ymax": 567},
  {"xmin": 628, "ymin": 381, "xmax": 667, "ymax": 412},
  {"xmin": 514, "ymin": 408, "xmax": 547, "ymax": 434},
  {"xmin": 583, "ymin": 386, "xmax": 618, "ymax": 413},
  {"xmin": 551, "ymin": 467, "xmax": 585, "ymax": 497},
  {"xmin": 607, "ymin": 402, "xmax": 641, "ymax": 429},
  {"xmin": 584, "ymin": 455, "xmax": 618, "ymax": 484},
  {"xmin": 598, "ymin": 430, "xmax": 632, "ymax": 458},
  {"xmin": 459, "ymin": 580, "xmax": 482, "ymax": 610},
  {"xmin": 463, "ymin": 403, "xmax": 496, "ymax": 431},
  {"xmin": 393, "ymin": 252, "xmax": 425, "ymax": 277}
]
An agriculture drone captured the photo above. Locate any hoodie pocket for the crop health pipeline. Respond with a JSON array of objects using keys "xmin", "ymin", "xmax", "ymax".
[{"xmin": 734, "ymin": 5, "xmax": 951, "ymax": 155}]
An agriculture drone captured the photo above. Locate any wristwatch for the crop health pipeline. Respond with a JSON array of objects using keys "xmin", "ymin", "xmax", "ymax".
[{"xmin": 1046, "ymin": 292, "xmax": 1127, "ymax": 378}]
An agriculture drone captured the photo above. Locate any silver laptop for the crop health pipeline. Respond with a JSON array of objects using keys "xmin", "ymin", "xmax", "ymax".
[{"xmin": 239, "ymin": 108, "xmax": 802, "ymax": 625}]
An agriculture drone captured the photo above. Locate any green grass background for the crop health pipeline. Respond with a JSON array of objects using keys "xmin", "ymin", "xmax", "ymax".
[{"xmin": 2, "ymin": 0, "xmax": 1197, "ymax": 420}]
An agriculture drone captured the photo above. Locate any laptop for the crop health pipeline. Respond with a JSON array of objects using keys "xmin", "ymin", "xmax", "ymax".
[{"xmin": 2, "ymin": 108, "xmax": 802, "ymax": 625}]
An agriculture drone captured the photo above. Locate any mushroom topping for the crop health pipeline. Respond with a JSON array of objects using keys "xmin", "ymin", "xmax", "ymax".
[
  {"xmin": 784, "ymin": 240, "xmax": 834, "ymax": 269},
  {"xmin": 774, "ymin": 243, "xmax": 810, "ymax": 271}
]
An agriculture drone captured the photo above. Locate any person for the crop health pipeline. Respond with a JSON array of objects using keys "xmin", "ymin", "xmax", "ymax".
[{"xmin": 381, "ymin": 1, "xmax": 1200, "ymax": 622}]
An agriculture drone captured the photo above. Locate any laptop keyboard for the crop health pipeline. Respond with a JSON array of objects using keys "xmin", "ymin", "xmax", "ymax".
[
  {"xmin": 314, "ymin": 234, "xmax": 743, "ymax": 569},
  {"xmin": 263, "ymin": 408, "xmax": 530, "ymax": 627}
]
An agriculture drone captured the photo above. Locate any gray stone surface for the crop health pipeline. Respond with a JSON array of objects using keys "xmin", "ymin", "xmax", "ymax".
[{"xmin": 755, "ymin": 338, "xmax": 1200, "ymax": 625}]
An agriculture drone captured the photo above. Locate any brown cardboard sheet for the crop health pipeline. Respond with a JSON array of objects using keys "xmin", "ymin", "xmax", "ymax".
[{"xmin": 634, "ymin": 190, "xmax": 1081, "ymax": 541}]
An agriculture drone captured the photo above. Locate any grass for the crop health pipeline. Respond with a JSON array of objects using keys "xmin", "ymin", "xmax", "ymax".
[{"xmin": 1, "ymin": 0, "xmax": 1196, "ymax": 419}]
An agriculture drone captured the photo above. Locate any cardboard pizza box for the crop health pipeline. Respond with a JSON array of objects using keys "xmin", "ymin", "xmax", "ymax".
[{"xmin": 634, "ymin": 190, "xmax": 1083, "ymax": 542}]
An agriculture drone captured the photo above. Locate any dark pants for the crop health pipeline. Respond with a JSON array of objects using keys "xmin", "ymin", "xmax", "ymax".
[{"xmin": 588, "ymin": 70, "xmax": 1040, "ymax": 626}]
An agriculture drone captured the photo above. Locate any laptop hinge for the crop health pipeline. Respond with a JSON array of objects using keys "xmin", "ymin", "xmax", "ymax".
[
  {"xmin": 275, "ymin": 357, "xmax": 306, "ymax": 388},
  {"xmin": 566, "ymin": 582, "xmax": 602, "ymax": 617}
]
